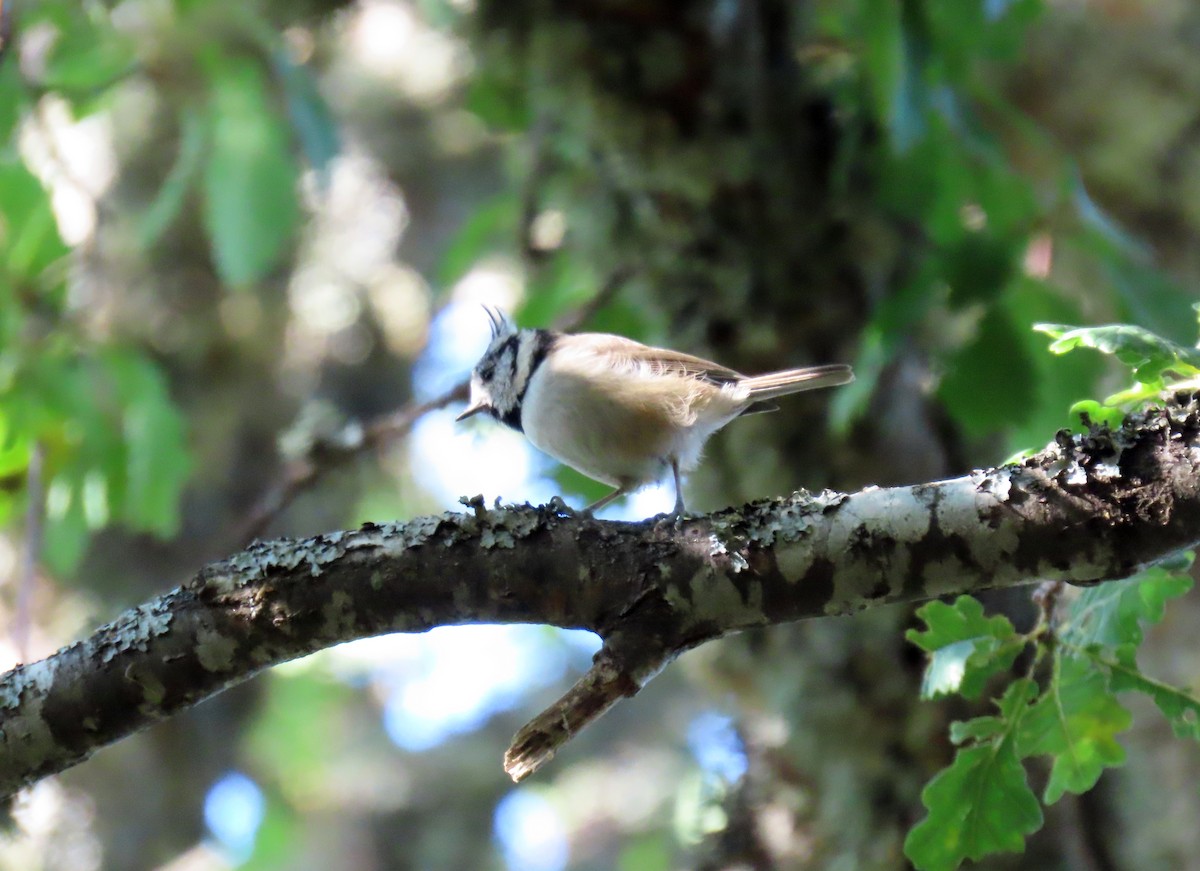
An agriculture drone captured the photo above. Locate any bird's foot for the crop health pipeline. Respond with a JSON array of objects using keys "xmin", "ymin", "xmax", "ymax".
[{"xmin": 652, "ymin": 508, "xmax": 687, "ymax": 530}]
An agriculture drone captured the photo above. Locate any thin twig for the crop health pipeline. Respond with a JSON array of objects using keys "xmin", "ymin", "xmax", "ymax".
[
  {"xmin": 518, "ymin": 114, "xmax": 556, "ymax": 269},
  {"xmin": 233, "ymin": 384, "xmax": 468, "ymax": 547}
]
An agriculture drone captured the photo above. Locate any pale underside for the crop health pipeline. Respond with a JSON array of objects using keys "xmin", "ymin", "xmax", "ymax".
[{"xmin": 520, "ymin": 334, "xmax": 754, "ymax": 490}]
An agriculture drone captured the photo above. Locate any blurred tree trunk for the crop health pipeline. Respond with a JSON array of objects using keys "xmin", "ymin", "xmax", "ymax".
[{"xmin": 467, "ymin": 2, "xmax": 1059, "ymax": 868}]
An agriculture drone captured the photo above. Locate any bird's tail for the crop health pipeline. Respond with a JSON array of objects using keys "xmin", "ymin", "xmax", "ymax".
[{"xmin": 741, "ymin": 363, "xmax": 854, "ymax": 401}]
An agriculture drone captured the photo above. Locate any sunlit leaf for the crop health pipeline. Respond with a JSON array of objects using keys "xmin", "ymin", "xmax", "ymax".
[
  {"xmin": 907, "ymin": 596, "xmax": 1021, "ymax": 699},
  {"xmin": 1033, "ymin": 323, "xmax": 1200, "ymax": 383},
  {"xmin": 1066, "ymin": 399, "xmax": 1125, "ymax": 431},
  {"xmin": 0, "ymin": 408, "xmax": 31, "ymax": 476}
]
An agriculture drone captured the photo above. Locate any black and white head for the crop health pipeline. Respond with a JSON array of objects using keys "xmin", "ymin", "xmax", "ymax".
[{"xmin": 455, "ymin": 307, "xmax": 553, "ymax": 432}]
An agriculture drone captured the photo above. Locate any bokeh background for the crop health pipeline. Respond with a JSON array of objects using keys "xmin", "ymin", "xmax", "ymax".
[{"xmin": 1, "ymin": 0, "xmax": 1200, "ymax": 868}]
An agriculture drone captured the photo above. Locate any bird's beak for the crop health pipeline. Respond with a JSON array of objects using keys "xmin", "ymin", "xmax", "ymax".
[{"xmin": 455, "ymin": 399, "xmax": 490, "ymax": 422}]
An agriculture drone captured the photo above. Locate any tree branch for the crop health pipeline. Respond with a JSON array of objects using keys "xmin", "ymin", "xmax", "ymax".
[{"xmin": 3, "ymin": 402, "xmax": 1199, "ymax": 795}]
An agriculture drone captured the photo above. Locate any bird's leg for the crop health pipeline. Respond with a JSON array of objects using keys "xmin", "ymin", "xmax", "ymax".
[
  {"xmin": 668, "ymin": 458, "xmax": 686, "ymax": 519},
  {"xmin": 583, "ymin": 485, "xmax": 629, "ymax": 516}
]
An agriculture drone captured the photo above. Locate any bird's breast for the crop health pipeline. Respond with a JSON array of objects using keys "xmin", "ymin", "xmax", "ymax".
[{"xmin": 520, "ymin": 356, "xmax": 744, "ymax": 486}]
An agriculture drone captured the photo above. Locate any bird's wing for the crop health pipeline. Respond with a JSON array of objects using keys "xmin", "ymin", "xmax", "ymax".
[{"xmin": 568, "ymin": 333, "xmax": 744, "ymax": 384}]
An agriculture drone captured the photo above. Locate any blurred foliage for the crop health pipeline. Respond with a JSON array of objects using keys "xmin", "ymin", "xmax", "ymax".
[
  {"xmin": 0, "ymin": 154, "xmax": 191, "ymax": 573},
  {"xmin": 1, "ymin": 0, "xmax": 1200, "ymax": 869},
  {"xmin": 1, "ymin": 0, "xmax": 341, "ymax": 574}
]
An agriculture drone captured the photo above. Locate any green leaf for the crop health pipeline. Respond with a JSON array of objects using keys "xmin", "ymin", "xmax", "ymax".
[
  {"xmin": 519, "ymin": 253, "xmax": 598, "ymax": 327},
  {"xmin": 436, "ymin": 194, "xmax": 519, "ymax": 288},
  {"xmin": 942, "ymin": 232, "xmax": 1020, "ymax": 308},
  {"xmin": 891, "ymin": 0, "xmax": 932, "ymax": 152},
  {"xmin": 7, "ymin": 343, "xmax": 191, "ymax": 553},
  {"xmin": 102, "ymin": 350, "xmax": 192, "ymax": 536},
  {"xmin": 949, "ymin": 716, "xmax": 1005, "ymax": 745},
  {"xmin": 617, "ymin": 835, "xmax": 673, "ymax": 871},
  {"xmin": 1060, "ymin": 563, "xmax": 1194, "ymax": 650},
  {"xmin": 905, "ymin": 740, "xmax": 1042, "ymax": 871},
  {"xmin": 908, "ymin": 598, "xmax": 1008, "ymax": 655},
  {"xmin": 40, "ymin": 9, "xmax": 136, "ymax": 98},
  {"xmin": 247, "ymin": 670, "xmax": 358, "ymax": 798},
  {"xmin": 938, "ymin": 306, "xmax": 1038, "ymax": 438},
  {"xmin": 414, "ymin": 0, "xmax": 467, "ymax": 30},
  {"xmin": 202, "ymin": 54, "xmax": 300, "ymax": 286},
  {"xmin": 0, "ymin": 408, "xmax": 32, "ymax": 477},
  {"xmin": 553, "ymin": 463, "xmax": 611, "ymax": 508},
  {"xmin": 919, "ymin": 638, "xmax": 974, "ymax": 698},
  {"xmin": 43, "ymin": 474, "xmax": 89, "ymax": 575},
  {"xmin": 242, "ymin": 792, "xmax": 302, "ymax": 871},
  {"xmin": 0, "ymin": 53, "xmax": 28, "ymax": 145},
  {"xmin": 1104, "ymin": 645, "xmax": 1200, "ymax": 742},
  {"xmin": 137, "ymin": 108, "xmax": 207, "ymax": 249},
  {"xmin": 464, "ymin": 72, "xmax": 530, "ymax": 131},
  {"xmin": 908, "ymin": 596, "xmax": 1021, "ymax": 699},
  {"xmin": 1033, "ymin": 322, "xmax": 1200, "ymax": 384},
  {"xmin": 857, "ymin": 0, "xmax": 904, "ymax": 141},
  {"xmin": 1016, "ymin": 655, "xmax": 1129, "ymax": 803},
  {"xmin": 926, "ymin": 0, "xmax": 1040, "ymax": 66},
  {"xmin": 271, "ymin": 48, "xmax": 340, "ymax": 186},
  {"xmin": 1003, "ymin": 281, "xmax": 1101, "ymax": 453},
  {"xmin": 1066, "ymin": 399, "xmax": 1125, "ymax": 432},
  {"xmin": 0, "ymin": 160, "xmax": 69, "ymax": 278}
]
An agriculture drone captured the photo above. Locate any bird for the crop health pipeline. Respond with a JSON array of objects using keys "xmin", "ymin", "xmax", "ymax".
[{"xmin": 456, "ymin": 307, "xmax": 853, "ymax": 517}]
